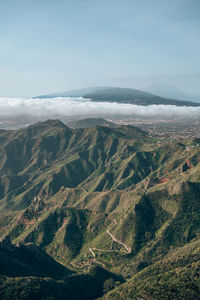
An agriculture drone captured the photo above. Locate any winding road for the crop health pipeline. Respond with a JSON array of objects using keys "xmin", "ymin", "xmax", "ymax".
[
  {"xmin": 106, "ymin": 229, "xmax": 131, "ymax": 253},
  {"xmin": 87, "ymin": 217, "xmax": 131, "ymax": 267}
]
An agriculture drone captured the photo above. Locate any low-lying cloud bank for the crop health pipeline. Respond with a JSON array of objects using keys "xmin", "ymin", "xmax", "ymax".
[{"xmin": 1, "ymin": 97, "xmax": 200, "ymax": 119}]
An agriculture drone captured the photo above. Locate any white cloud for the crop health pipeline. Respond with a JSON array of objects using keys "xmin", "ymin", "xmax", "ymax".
[{"xmin": 0, "ymin": 97, "xmax": 200, "ymax": 119}]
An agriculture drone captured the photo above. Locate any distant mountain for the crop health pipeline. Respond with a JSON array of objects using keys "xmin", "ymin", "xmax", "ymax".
[
  {"xmin": 144, "ymin": 82, "xmax": 200, "ymax": 103},
  {"xmin": 85, "ymin": 87, "xmax": 200, "ymax": 106},
  {"xmin": 67, "ymin": 118, "xmax": 115, "ymax": 129},
  {"xmin": 36, "ymin": 87, "xmax": 110, "ymax": 98},
  {"xmin": 36, "ymin": 86, "xmax": 200, "ymax": 106}
]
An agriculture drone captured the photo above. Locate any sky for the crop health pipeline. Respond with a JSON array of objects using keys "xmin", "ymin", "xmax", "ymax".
[{"xmin": 0, "ymin": 0, "xmax": 200, "ymax": 97}]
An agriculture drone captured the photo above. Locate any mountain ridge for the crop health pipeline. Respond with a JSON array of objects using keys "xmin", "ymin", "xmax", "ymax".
[
  {"xmin": 35, "ymin": 87, "xmax": 200, "ymax": 107},
  {"xmin": 1, "ymin": 120, "xmax": 200, "ymax": 298}
]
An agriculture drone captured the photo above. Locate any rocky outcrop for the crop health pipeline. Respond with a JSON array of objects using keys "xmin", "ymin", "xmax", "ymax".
[{"xmin": 182, "ymin": 159, "xmax": 193, "ymax": 172}]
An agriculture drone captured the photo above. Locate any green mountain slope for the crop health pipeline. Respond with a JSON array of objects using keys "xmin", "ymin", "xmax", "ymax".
[
  {"xmin": 101, "ymin": 238, "xmax": 200, "ymax": 299},
  {"xmin": 0, "ymin": 120, "xmax": 200, "ymax": 299},
  {"xmin": 0, "ymin": 238, "xmax": 123, "ymax": 300}
]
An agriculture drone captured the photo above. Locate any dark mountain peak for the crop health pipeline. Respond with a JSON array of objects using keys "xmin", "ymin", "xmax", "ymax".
[
  {"xmin": 19, "ymin": 119, "xmax": 71, "ymax": 137},
  {"xmin": 33, "ymin": 119, "xmax": 67, "ymax": 128}
]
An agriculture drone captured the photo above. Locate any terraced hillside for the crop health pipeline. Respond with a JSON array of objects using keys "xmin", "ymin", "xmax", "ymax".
[{"xmin": 0, "ymin": 120, "xmax": 200, "ymax": 299}]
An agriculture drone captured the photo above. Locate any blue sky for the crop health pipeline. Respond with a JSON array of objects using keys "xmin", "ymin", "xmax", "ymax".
[{"xmin": 0, "ymin": 0, "xmax": 200, "ymax": 97}]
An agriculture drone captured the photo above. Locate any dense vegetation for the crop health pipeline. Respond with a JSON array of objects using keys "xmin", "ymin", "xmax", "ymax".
[{"xmin": 0, "ymin": 119, "xmax": 200, "ymax": 299}]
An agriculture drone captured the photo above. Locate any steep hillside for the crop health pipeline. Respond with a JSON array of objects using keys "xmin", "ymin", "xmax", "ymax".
[
  {"xmin": 0, "ymin": 121, "xmax": 149, "ymax": 212},
  {"xmin": 0, "ymin": 238, "xmax": 123, "ymax": 300},
  {"xmin": 101, "ymin": 238, "xmax": 200, "ymax": 299},
  {"xmin": 0, "ymin": 120, "xmax": 200, "ymax": 299}
]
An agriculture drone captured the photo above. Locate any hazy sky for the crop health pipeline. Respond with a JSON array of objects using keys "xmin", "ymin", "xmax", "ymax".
[{"xmin": 0, "ymin": 0, "xmax": 200, "ymax": 97}]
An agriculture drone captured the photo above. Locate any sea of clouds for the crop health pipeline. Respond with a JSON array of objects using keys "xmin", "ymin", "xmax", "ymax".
[{"xmin": 0, "ymin": 97, "xmax": 200, "ymax": 119}]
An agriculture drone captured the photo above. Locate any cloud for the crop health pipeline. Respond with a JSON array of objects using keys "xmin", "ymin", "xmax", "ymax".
[{"xmin": 0, "ymin": 97, "xmax": 200, "ymax": 119}]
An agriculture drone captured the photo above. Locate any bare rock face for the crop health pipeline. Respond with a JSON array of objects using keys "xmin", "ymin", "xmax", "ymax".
[
  {"xmin": 149, "ymin": 176, "xmax": 170, "ymax": 187},
  {"xmin": 182, "ymin": 159, "xmax": 193, "ymax": 172}
]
